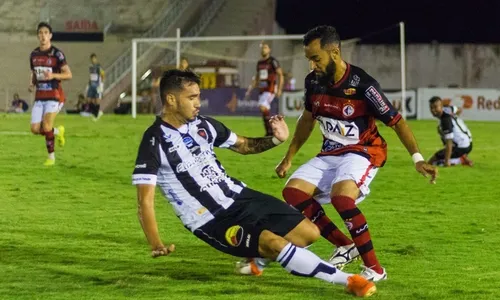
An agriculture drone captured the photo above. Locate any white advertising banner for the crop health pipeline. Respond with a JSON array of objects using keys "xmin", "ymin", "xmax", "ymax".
[
  {"xmin": 417, "ymin": 88, "xmax": 500, "ymax": 121},
  {"xmin": 280, "ymin": 90, "xmax": 305, "ymax": 117},
  {"xmin": 384, "ymin": 90, "xmax": 417, "ymax": 118}
]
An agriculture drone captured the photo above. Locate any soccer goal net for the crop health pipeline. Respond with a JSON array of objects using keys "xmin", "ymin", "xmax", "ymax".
[{"xmin": 131, "ymin": 24, "xmax": 406, "ymax": 119}]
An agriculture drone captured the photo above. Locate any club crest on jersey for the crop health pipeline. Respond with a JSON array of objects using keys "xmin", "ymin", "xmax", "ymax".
[
  {"xmin": 225, "ymin": 225, "xmax": 244, "ymax": 247},
  {"xmin": 344, "ymin": 88, "xmax": 356, "ymax": 96},
  {"xmin": 47, "ymin": 58, "xmax": 52, "ymax": 65},
  {"xmin": 197, "ymin": 128, "xmax": 208, "ymax": 140},
  {"xmin": 343, "ymin": 104, "xmax": 355, "ymax": 117}
]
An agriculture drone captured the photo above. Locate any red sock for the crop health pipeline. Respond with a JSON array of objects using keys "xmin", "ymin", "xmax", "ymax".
[
  {"xmin": 45, "ymin": 128, "xmax": 55, "ymax": 154},
  {"xmin": 261, "ymin": 110, "xmax": 272, "ymax": 136},
  {"xmin": 331, "ymin": 195, "xmax": 383, "ymax": 274},
  {"xmin": 283, "ymin": 187, "xmax": 353, "ymax": 247}
]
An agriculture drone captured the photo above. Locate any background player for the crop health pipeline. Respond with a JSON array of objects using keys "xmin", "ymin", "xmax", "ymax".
[
  {"xmin": 428, "ymin": 96, "xmax": 473, "ymax": 166},
  {"xmin": 245, "ymin": 42, "xmax": 284, "ymax": 136},
  {"xmin": 86, "ymin": 53, "xmax": 105, "ymax": 120},
  {"xmin": 29, "ymin": 22, "xmax": 72, "ymax": 166},
  {"xmin": 132, "ymin": 69, "xmax": 376, "ymax": 298},
  {"xmin": 270, "ymin": 25, "xmax": 437, "ymax": 282}
]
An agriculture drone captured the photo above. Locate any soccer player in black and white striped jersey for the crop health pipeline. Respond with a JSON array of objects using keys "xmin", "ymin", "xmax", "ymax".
[
  {"xmin": 132, "ymin": 69, "xmax": 376, "ymax": 297},
  {"xmin": 428, "ymin": 97, "xmax": 473, "ymax": 167}
]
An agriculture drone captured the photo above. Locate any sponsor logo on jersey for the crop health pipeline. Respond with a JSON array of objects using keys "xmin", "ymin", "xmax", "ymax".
[
  {"xmin": 225, "ymin": 225, "xmax": 244, "ymax": 247},
  {"xmin": 344, "ymin": 88, "xmax": 356, "ymax": 95},
  {"xmin": 365, "ymin": 86, "xmax": 390, "ymax": 114}
]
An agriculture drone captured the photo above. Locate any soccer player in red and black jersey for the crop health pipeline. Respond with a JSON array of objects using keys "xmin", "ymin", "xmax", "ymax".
[
  {"xmin": 271, "ymin": 26, "xmax": 436, "ymax": 282},
  {"xmin": 29, "ymin": 22, "xmax": 72, "ymax": 166},
  {"xmin": 246, "ymin": 42, "xmax": 284, "ymax": 136}
]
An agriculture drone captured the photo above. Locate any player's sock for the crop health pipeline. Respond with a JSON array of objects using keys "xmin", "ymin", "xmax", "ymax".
[
  {"xmin": 277, "ymin": 242, "xmax": 350, "ymax": 285},
  {"xmin": 261, "ymin": 110, "xmax": 272, "ymax": 136},
  {"xmin": 449, "ymin": 158, "xmax": 461, "ymax": 165},
  {"xmin": 331, "ymin": 195, "xmax": 383, "ymax": 274},
  {"xmin": 93, "ymin": 104, "xmax": 101, "ymax": 118},
  {"xmin": 53, "ymin": 127, "xmax": 59, "ymax": 135},
  {"xmin": 45, "ymin": 128, "xmax": 55, "ymax": 157},
  {"xmin": 283, "ymin": 187, "xmax": 353, "ymax": 247}
]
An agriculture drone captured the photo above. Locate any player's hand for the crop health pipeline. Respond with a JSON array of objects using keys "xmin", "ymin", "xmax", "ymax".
[
  {"xmin": 415, "ymin": 161, "xmax": 438, "ymax": 184},
  {"xmin": 276, "ymin": 90, "xmax": 282, "ymax": 98},
  {"xmin": 444, "ymin": 160, "xmax": 451, "ymax": 167},
  {"xmin": 269, "ymin": 115, "xmax": 289, "ymax": 142},
  {"xmin": 151, "ymin": 244, "xmax": 175, "ymax": 258},
  {"xmin": 28, "ymin": 84, "xmax": 34, "ymax": 93},
  {"xmin": 275, "ymin": 157, "xmax": 292, "ymax": 178},
  {"xmin": 43, "ymin": 70, "xmax": 54, "ymax": 80}
]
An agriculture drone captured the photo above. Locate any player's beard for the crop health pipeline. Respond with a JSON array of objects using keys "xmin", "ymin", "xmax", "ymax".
[{"xmin": 317, "ymin": 58, "xmax": 336, "ymax": 85}]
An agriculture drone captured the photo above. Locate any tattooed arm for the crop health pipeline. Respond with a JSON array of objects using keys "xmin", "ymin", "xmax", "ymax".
[{"xmin": 230, "ymin": 136, "xmax": 279, "ymax": 155}]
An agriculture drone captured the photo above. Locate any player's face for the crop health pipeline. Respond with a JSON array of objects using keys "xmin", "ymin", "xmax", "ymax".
[
  {"xmin": 261, "ymin": 44, "xmax": 271, "ymax": 57},
  {"xmin": 174, "ymin": 82, "xmax": 201, "ymax": 121},
  {"xmin": 37, "ymin": 27, "xmax": 52, "ymax": 46},
  {"xmin": 304, "ymin": 39, "xmax": 336, "ymax": 82},
  {"xmin": 91, "ymin": 56, "xmax": 98, "ymax": 64},
  {"xmin": 430, "ymin": 101, "xmax": 443, "ymax": 117}
]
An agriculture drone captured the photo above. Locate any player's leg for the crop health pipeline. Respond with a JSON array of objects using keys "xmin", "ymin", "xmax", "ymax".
[
  {"xmin": 328, "ymin": 154, "xmax": 386, "ymax": 282},
  {"xmin": 283, "ymin": 157, "xmax": 354, "ymax": 249},
  {"xmin": 41, "ymin": 101, "xmax": 64, "ymax": 165},
  {"xmin": 258, "ymin": 92, "xmax": 274, "ymax": 136},
  {"xmin": 30, "ymin": 101, "xmax": 44, "ymax": 135},
  {"xmin": 459, "ymin": 143, "xmax": 473, "ymax": 166},
  {"xmin": 428, "ymin": 149, "xmax": 445, "ymax": 166}
]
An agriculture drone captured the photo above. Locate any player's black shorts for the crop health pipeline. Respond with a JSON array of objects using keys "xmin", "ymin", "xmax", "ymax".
[
  {"xmin": 435, "ymin": 143, "xmax": 472, "ymax": 159},
  {"xmin": 193, "ymin": 187, "xmax": 305, "ymax": 258}
]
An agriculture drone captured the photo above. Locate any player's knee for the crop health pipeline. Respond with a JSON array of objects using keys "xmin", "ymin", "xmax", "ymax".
[
  {"xmin": 30, "ymin": 124, "xmax": 40, "ymax": 134},
  {"xmin": 42, "ymin": 122, "xmax": 53, "ymax": 132},
  {"xmin": 331, "ymin": 180, "xmax": 360, "ymax": 199},
  {"xmin": 288, "ymin": 219, "xmax": 320, "ymax": 247},
  {"xmin": 258, "ymin": 230, "xmax": 288, "ymax": 260}
]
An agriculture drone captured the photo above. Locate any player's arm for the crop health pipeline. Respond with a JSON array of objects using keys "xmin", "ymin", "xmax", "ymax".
[
  {"xmin": 282, "ymin": 110, "xmax": 315, "ymax": 161},
  {"xmin": 51, "ymin": 64, "xmax": 72, "ymax": 80},
  {"xmin": 205, "ymin": 115, "xmax": 288, "ymax": 155},
  {"xmin": 132, "ymin": 132, "xmax": 175, "ymax": 257},
  {"xmin": 454, "ymin": 106, "xmax": 463, "ymax": 116},
  {"xmin": 275, "ymin": 81, "xmax": 315, "ymax": 178},
  {"xmin": 364, "ymin": 83, "xmax": 437, "ymax": 182}
]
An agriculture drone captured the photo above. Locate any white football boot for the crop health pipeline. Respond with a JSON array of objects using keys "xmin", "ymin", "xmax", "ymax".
[
  {"xmin": 328, "ymin": 243, "xmax": 360, "ymax": 269},
  {"xmin": 235, "ymin": 258, "xmax": 270, "ymax": 276},
  {"xmin": 360, "ymin": 265, "xmax": 388, "ymax": 282}
]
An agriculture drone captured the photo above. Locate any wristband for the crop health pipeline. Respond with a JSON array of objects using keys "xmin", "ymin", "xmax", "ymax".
[
  {"xmin": 272, "ymin": 137, "xmax": 283, "ymax": 145},
  {"xmin": 412, "ymin": 153, "xmax": 425, "ymax": 164}
]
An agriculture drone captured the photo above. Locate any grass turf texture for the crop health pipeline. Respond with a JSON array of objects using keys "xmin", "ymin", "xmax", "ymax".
[{"xmin": 0, "ymin": 114, "xmax": 498, "ymax": 300}]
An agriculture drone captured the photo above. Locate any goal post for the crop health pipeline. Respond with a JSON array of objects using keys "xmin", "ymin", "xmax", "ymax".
[{"xmin": 130, "ymin": 23, "xmax": 406, "ymax": 119}]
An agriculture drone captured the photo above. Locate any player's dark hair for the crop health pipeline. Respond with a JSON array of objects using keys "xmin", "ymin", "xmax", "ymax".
[
  {"xmin": 303, "ymin": 25, "xmax": 341, "ymax": 49},
  {"xmin": 159, "ymin": 69, "xmax": 200, "ymax": 105},
  {"xmin": 90, "ymin": 53, "xmax": 97, "ymax": 59},
  {"xmin": 429, "ymin": 96, "xmax": 442, "ymax": 104},
  {"xmin": 37, "ymin": 22, "xmax": 52, "ymax": 33}
]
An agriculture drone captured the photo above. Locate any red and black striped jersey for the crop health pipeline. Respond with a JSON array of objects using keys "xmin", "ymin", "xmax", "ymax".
[
  {"xmin": 30, "ymin": 46, "xmax": 67, "ymax": 102},
  {"xmin": 304, "ymin": 63, "xmax": 402, "ymax": 167},
  {"xmin": 257, "ymin": 56, "xmax": 279, "ymax": 94}
]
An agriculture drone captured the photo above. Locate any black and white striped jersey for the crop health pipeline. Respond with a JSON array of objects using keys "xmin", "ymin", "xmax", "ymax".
[
  {"xmin": 438, "ymin": 111, "xmax": 472, "ymax": 148},
  {"xmin": 132, "ymin": 116, "xmax": 246, "ymax": 231}
]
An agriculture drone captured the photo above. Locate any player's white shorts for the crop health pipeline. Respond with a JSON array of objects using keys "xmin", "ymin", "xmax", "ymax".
[
  {"xmin": 287, "ymin": 153, "xmax": 379, "ymax": 205},
  {"xmin": 31, "ymin": 100, "xmax": 64, "ymax": 124},
  {"xmin": 258, "ymin": 92, "xmax": 275, "ymax": 110}
]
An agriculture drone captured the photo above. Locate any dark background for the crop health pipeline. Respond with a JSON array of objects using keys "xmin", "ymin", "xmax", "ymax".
[{"xmin": 276, "ymin": 0, "xmax": 499, "ymax": 43}]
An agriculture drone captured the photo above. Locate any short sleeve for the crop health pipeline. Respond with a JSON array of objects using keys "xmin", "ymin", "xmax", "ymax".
[
  {"xmin": 204, "ymin": 116, "xmax": 237, "ymax": 148},
  {"xmin": 303, "ymin": 76, "xmax": 312, "ymax": 112},
  {"xmin": 55, "ymin": 50, "xmax": 67, "ymax": 66},
  {"xmin": 132, "ymin": 130, "xmax": 161, "ymax": 185},
  {"xmin": 440, "ymin": 114, "xmax": 454, "ymax": 140},
  {"xmin": 364, "ymin": 83, "xmax": 401, "ymax": 126},
  {"xmin": 271, "ymin": 58, "xmax": 280, "ymax": 70}
]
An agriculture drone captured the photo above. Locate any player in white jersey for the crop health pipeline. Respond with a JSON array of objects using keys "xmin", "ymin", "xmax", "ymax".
[
  {"xmin": 428, "ymin": 97, "xmax": 473, "ymax": 167},
  {"xmin": 132, "ymin": 69, "xmax": 376, "ymax": 297}
]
